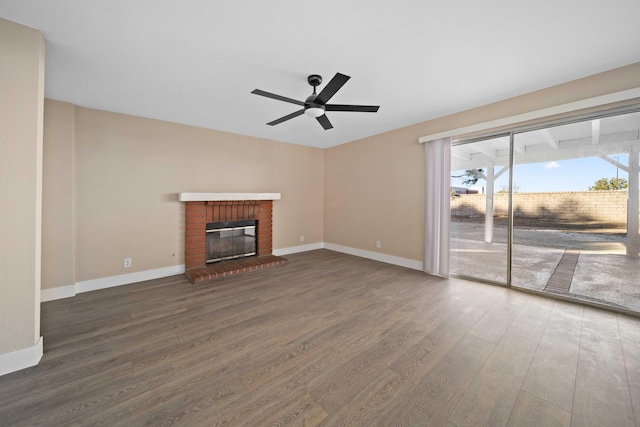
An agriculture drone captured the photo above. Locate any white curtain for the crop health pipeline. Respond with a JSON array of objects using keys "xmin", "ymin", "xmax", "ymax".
[{"xmin": 424, "ymin": 137, "xmax": 451, "ymax": 277}]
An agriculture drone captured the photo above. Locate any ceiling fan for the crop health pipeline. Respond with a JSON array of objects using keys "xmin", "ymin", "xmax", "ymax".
[{"xmin": 251, "ymin": 72, "xmax": 380, "ymax": 130}]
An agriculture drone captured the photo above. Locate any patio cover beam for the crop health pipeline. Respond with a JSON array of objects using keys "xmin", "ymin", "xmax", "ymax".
[
  {"xmin": 538, "ymin": 129, "xmax": 560, "ymax": 149},
  {"xmin": 628, "ymin": 146, "xmax": 639, "ymax": 258},
  {"xmin": 453, "ymin": 138, "xmax": 640, "ymax": 170},
  {"xmin": 485, "ymin": 162, "xmax": 495, "ymax": 243},
  {"xmin": 494, "ymin": 165, "xmax": 509, "ymax": 180},
  {"xmin": 592, "ymin": 119, "xmax": 601, "ymax": 145},
  {"xmin": 473, "ymin": 144, "xmax": 498, "ymax": 160},
  {"xmin": 599, "ymin": 155, "xmax": 629, "ymax": 173}
]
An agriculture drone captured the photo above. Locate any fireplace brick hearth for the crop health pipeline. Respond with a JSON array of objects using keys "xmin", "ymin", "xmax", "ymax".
[{"xmin": 180, "ymin": 193, "xmax": 286, "ymax": 283}]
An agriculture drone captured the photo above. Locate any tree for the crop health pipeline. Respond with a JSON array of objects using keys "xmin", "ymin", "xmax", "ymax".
[
  {"xmin": 451, "ymin": 169, "xmax": 484, "ymax": 186},
  {"xmin": 589, "ymin": 177, "xmax": 628, "ymax": 191}
]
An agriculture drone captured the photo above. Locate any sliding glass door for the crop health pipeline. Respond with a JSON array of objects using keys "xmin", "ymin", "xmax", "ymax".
[
  {"xmin": 511, "ymin": 111, "xmax": 640, "ymax": 312},
  {"xmin": 450, "ymin": 106, "xmax": 640, "ymax": 313},
  {"xmin": 450, "ymin": 136, "xmax": 510, "ymax": 285}
]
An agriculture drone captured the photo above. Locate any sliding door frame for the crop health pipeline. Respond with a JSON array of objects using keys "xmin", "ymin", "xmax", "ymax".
[
  {"xmin": 450, "ymin": 102, "xmax": 640, "ymax": 316},
  {"xmin": 449, "ymin": 132, "xmax": 512, "ymax": 287}
]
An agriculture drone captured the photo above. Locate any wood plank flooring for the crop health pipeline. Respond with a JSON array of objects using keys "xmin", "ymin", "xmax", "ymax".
[{"xmin": 1, "ymin": 249, "xmax": 639, "ymax": 426}]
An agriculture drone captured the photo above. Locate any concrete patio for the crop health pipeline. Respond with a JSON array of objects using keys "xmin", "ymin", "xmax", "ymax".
[{"xmin": 450, "ymin": 221, "xmax": 640, "ymax": 312}]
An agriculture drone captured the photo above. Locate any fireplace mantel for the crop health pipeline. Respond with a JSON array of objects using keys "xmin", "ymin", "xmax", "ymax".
[{"xmin": 179, "ymin": 192, "xmax": 281, "ymax": 202}]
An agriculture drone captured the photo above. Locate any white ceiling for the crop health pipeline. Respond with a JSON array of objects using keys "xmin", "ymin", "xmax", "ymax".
[{"xmin": 2, "ymin": 1, "xmax": 640, "ymax": 149}]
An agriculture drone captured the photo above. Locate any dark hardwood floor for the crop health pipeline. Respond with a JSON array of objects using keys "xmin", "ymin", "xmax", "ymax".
[{"xmin": 1, "ymin": 249, "xmax": 638, "ymax": 426}]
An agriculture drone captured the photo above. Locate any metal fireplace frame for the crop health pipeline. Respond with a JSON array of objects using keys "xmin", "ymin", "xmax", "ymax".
[{"xmin": 205, "ymin": 220, "xmax": 257, "ymax": 263}]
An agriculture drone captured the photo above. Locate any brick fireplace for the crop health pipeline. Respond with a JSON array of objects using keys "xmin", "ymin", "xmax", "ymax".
[{"xmin": 179, "ymin": 193, "xmax": 287, "ymax": 283}]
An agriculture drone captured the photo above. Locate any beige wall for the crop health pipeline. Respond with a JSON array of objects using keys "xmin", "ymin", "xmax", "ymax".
[
  {"xmin": 0, "ymin": 19, "xmax": 45, "ymax": 354},
  {"xmin": 325, "ymin": 63, "xmax": 640, "ymax": 263},
  {"xmin": 42, "ymin": 100, "xmax": 75, "ymax": 289},
  {"xmin": 41, "ymin": 62, "xmax": 640, "ymax": 286},
  {"xmin": 324, "ymin": 127, "xmax": 425, "ymax": 259},
  {"xmin": 42, "ymin": 104, "xmax": 324, "ymax": 283}
]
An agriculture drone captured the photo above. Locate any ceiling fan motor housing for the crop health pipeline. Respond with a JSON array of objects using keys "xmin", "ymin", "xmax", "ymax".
[
  {"xmin": 307, "ymin": 74, "xmax": 322, "ymax": 87},
  {"xmin": 305, "ymin": 93, "xmax": 324, "ymax": 108},
  {"xmin": 305, "ymin": 75, "xmax": 325, "ymax": 116}
]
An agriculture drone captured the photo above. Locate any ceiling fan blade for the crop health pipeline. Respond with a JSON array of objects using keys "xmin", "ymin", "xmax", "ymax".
[
  {"xmin": 267, "ymin": 109, "xmax": 305, "ymax": 126},
  {"xmin": 314, "ymin": 73, "xmax": 350, "ymax": 105},
  {"xmin": 251, "ymin": 89, "xmax": 305, "ymax": 106},
  {"xmin": 325, "ymin": 104, "xmax": 380, "ymax": 113},
  {"xmin": 316, "ymin": 114, "xmax": 333, "ymax": 130}
]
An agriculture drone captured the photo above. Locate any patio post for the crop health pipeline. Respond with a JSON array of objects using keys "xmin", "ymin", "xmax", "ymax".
[
  {"xmin": 485, "ymin": 162, "xmax": 494, "ymax": 243},
  {"xmin": 627, "ymin": 146, "xmax": 639, "ymax": 258}
]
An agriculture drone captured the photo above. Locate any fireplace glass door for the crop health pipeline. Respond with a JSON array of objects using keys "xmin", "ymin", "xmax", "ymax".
[{"xmin": 206, "ymin": 220, "xmax": 257, "ymax": 263}]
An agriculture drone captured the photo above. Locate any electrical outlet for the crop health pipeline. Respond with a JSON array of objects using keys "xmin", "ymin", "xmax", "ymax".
[
  {"xmin": 375, "ymin": 241, "xmax": 381, "ymax": 249},
  {"xmin": 124, "ymin": 258, "xmax": 132, "ymax": 268},
  {"xmin": 300, "ymin": 235, "xmax": 305, "ymax": 243}
]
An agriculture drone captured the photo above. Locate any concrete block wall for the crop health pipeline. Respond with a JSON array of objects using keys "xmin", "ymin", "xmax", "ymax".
[{"xmin": 451, "ymin": 190, "xmax": 631, "ymax": 225}]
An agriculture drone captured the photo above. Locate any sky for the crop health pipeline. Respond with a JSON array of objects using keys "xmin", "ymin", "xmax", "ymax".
[{"xmin": 452, "ymin": 154, "xmax": 631, "ymax": 193}]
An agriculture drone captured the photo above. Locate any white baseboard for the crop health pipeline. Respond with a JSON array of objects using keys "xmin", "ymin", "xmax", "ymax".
[
  {"xmin": 41, "ymin": 285, "xmax": 76, "ymax": 302},
  {"xmin": 76, "ymin": 264, "xmax": 186, "ymax": 294},
  {"xmin": 323, "ymin": 243, "xmax": 424, "ymax": 271},
  {"xmin": 273, "ymin": 242, "xmax": 324, "ymax": 256},
  {"xmin": 0, "ymin": 336, "xmax": 43, "ymax": 377},
  {"xmin": 40, "ymin": 245, "xmax": 423, "ymax": 303},
  {"xmin": 275, "ymin": 241, "xmax": 423, "ymax": 271},
  {"xmin": 42, "ymin": 265, "xmax": 186, "ymax": 302}
]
